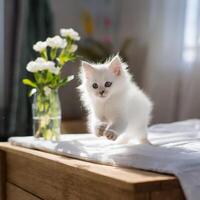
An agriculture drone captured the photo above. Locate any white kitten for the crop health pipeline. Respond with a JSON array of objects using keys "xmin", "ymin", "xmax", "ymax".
[{"xmin": 78, "ymin": 55, "xmax": 153, "ymax": 144}]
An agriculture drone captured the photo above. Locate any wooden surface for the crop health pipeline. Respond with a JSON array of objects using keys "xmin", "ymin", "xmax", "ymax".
[
  {"xmin": 6, "ymin": 183, "xmax": 40, "ymax": 200},
  {"xmin": 0, "ymin": 150, "xmax": 6, "ymax": 200},
  {"xmin": 61, "ymin": 119, "xmax": 87, "ymax": 133},
  {"xmin": 0, "ymin": 143, "xmax": 185, "ymax": 200}
]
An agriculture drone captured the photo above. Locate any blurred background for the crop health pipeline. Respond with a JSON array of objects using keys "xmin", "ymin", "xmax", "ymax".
[{"xmin": 1, "ymin": 0, "xmax": 200, "ymax": 140}]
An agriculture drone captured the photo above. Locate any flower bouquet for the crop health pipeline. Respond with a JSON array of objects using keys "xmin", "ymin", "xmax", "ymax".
[{"xmin": 23, "ymin": 28, "xmax": 80, "ymax": 141}]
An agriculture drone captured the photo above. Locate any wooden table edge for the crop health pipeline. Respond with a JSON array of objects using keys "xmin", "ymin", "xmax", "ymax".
[{"xmin": 0, "ymin": 142, "xmax": 180, "ymax": 192}]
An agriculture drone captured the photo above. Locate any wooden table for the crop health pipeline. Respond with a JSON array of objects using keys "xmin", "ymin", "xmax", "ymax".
[{"xmin": 0, "ymin": 143, "xmax": 185, "ymax": 200}]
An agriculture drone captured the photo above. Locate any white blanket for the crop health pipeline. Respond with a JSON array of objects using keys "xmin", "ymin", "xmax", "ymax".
[{"xmin": 9, "ymin": 119, "xmax": 200, "ymax": 200}]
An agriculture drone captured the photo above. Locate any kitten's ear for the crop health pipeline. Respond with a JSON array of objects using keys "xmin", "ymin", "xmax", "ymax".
[
  {"xmin": 109, "ymin": 55, "xmax": 122, "ymax": 76},
  {"xmin": 81, "ymin": 61, "xmax": 94, "ymax": 79}
]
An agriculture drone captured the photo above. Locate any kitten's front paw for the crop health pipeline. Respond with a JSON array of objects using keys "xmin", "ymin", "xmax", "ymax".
[
  {"xmin": 140, "ymin": 138, "xmax": 151, "ymax": 145},
  {"xmin": 104, "ymin": 129, "xmax": 118, "ymax": 141},
  {"xmin": 95, "ymin": 123, "xmax": 107, "ymax": 137}
]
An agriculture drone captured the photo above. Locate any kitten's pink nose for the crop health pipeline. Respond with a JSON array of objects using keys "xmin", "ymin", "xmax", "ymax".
[{"xmin": 99, "ymin": 90, "xmax": 105, "ymax": 95}]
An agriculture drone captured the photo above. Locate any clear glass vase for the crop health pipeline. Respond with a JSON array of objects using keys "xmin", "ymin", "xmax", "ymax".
[{"xmin": 32, "ymin": 89, "xmax": 61, "ymax": 141}]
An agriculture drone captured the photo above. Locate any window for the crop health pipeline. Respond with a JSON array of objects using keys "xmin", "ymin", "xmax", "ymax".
[{"xmin": 183, "ymin": 0, "xmax": 199, "ymax": 64}]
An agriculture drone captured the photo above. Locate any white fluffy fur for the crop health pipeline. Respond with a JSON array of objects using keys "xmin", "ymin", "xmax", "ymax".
[{"xmin": 78, "ymin": 55, "xmax": 153, "ymax": 144}]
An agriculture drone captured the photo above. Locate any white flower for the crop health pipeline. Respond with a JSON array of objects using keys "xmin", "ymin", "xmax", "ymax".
[
  {"xmin": 44, "ymin": 86, "xmax": 51, "ymax": 96},
  {"xmin": 68, "ymin": 75, "xmax": 74, "ymax": 82},
  {"xmin": 49, "ymin": 66, "xmax": 60, "ymax": 75},
  {"xmin": 60, "ymin": 28, "xmax": 80, "ymax": 41},
  {"xmin": 69, "ymin": 44, "xmax": 78, "ymax": 53},
  {"xmin": 26, "ymin": 57, "xmax": 59, "ymax": 75},
  {"xmin": 33, "ymin": 41, "xmax": 47, "ymax": 52},
  {"xmin": 26, "ymin": 61, "xmax": 37, "ymax": 72},
  {"xmin": 35, "ymin": 57, "xmax": 54, "ymax": 71},
  {"xmin": 46, "ymin": 35, "xmax": 67, "ymax": 48},
  {"xmin": 35, "ymin": 57, "xmax": 55, "ymax": 71}
]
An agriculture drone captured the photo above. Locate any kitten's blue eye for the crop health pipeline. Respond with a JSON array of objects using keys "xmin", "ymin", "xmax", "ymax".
[
  {"xmin": 92, "ymin": 83, "xmax": 98, "ymax": 89},
  {"xmin": 105, "ymin": 81, "xmax": 112, "ymax": 87}
]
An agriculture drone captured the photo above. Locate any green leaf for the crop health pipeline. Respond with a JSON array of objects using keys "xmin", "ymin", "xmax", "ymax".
[
  {"xmin": 57, "ymin": 75, "xmax": 74, "ymax": 88},
  {"xmin": 46, "ymin": 71, "xmax": 54, "ymax": 83},
  {"xmin": 41, "ymin": 50, "xmax": 48, "ymax": 60},
  {"xmin": 59, "ymin": 55, "xmax": 66, "ymax": 65},
  {"xmin": 23, "ymin": 79, "xmax": 37, "ymax": 88},
  {"xmin": 34, "ymin": 73, "xmax": 42, "ymax": 84},
  {"xmin": 57, "ymin": 78, "xmax": 68, "ymax": 88},
  {"xmin": 50, "ymin": 48, "xmax": 57, "ymax": 60},
  {"xmin": 58, "ymin": 54, "xmax": 71, "ymax": 65}
]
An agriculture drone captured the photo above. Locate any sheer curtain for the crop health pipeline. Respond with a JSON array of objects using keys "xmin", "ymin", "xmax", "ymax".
[
  {"xmin": 119, "ymin": 0, "xmax": 200, "ymax": 123},
  {"xmin": 144, "ymin": 0, "xmax": 200, "ymax": 123},
  {"xmin": 178, "ymin": 0, "xmax": 200, "ymax": 120},
  {"xmin": 142, "ymin": 0, "xmax": 186, "ymax": 123}
]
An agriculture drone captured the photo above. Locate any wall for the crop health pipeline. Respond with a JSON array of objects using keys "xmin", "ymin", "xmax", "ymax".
[
  {"xmin": 50, "ymin": 0, "xmax": 83, "ymax": 119},
  {"xmin": 50, "ymin": 0, "xmax": 152, "ymax": 119}
]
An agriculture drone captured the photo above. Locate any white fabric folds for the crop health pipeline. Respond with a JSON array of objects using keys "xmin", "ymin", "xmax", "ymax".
[{"xmin": 9, "ymin": 119, "xmax": 200, "ymax": 200}]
